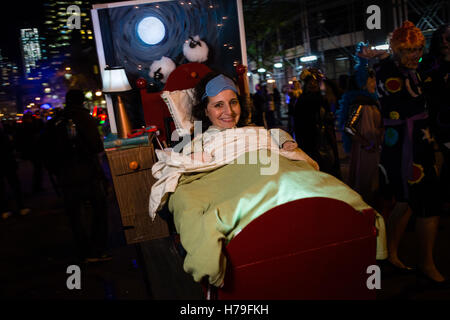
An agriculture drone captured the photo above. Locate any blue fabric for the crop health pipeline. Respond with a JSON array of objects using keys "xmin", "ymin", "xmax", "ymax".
[
  {"xmin": 336, "ymin": 42, "xmax": 379, "ymax": 153},
  {"xmin": 202, "ymin": 74, "xmax": 238, "ymax": 100},
  {"xmin": 354, "ymin": 42, "xmax": 370, "ymax": 90},
  {"xmin": 337, "ymin": 90, "xmax": 378, "ymax": 153}
]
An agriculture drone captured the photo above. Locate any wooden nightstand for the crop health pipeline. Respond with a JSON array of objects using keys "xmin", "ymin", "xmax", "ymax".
[
  {"xmin": 106, "ymin": 141, "xmax": 169, "ymax": 244},
  {"xmin": 105, "ymin": 137, "xmax": 203, "ymax": 299}
]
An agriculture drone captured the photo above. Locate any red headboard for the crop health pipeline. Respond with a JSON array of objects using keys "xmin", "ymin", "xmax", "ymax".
[{"xmin": 140, "ymin": 62, "xmax": 212, "ymax": 144}]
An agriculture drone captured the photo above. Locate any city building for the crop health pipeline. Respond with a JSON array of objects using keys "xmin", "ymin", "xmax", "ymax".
[
  {"xmin": 41, "ymin": 0, "xmax": 96, "ymax": 73},
  {"xmin": 19, "ymin": 28, "xmax": 42, "ymax": 76},
  {"xmin": 0, "ymin": 50, "xmax": 20, "ymax": 115}
]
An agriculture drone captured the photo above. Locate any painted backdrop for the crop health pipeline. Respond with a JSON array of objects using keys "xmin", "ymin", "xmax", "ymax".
[{"xmin": 97, "ymin": 0, "xmax": 244, "ymax": 88}]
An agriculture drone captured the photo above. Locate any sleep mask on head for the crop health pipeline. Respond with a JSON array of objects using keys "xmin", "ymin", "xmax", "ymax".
[{"xmin": 202, "ymin": 74, "xmax": 238, "ymax": 100}]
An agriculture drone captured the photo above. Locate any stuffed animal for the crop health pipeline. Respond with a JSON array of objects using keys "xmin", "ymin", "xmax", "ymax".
[
  {"xmin": 183, "ymin": 35, "xmax": 209, "ymax": 63},
  {"xmin": 149, "ymin": 56, "xmax": 176, "ymax": 84}
]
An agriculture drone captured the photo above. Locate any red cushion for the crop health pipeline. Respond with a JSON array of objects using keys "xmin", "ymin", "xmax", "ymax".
[
  {"xmin": 217, "ymin": 197, "xmax": 377, "ymax": 300},
  {"xmin": 140, "ymin": 63, "xmax": 212, "ymax": 143}
]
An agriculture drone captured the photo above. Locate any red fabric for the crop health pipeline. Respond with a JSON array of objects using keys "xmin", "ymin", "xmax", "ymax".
[
  {"xmin": 140, "ymin": 63, "xmax": 212, "ymax": 143},
  {"xmin": 216, "ymin": 197, "xmax": 377, "ymax": 300}
]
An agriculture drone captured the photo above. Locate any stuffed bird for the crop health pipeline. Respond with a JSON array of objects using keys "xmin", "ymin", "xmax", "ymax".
[{"xmin": 183, "ymin": 35, "xmax": 209, "ymax": 63}]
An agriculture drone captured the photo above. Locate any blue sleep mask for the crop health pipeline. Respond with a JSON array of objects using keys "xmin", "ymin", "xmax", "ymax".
[{"xmin": 201, "ymin": 74, "xmax": 238, "ymax": 100}]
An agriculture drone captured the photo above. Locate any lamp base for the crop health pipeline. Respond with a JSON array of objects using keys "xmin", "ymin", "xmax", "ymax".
[{"xmin": 117, "ymin": 95, "xmax": 133, "ymax": 139}]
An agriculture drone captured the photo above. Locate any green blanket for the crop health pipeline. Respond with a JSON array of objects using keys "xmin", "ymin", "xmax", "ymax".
[{"xmin": 168, "ymin": 151, "xmax": 371, "ymax": 286}]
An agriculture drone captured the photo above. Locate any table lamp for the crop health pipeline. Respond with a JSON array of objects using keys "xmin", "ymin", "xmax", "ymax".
[{"xmin": 102, "ymin": 66, "xmax": 132, "ymax": 139}]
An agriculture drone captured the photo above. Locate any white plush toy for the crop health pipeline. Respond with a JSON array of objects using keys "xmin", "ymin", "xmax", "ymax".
[
  {"xmin": 183, "ymin": 35, "xmax": 209, "ymax": 63},
  {"xmin": 149, "ymin": 56, "xmax": 176, "ymax": 83}
]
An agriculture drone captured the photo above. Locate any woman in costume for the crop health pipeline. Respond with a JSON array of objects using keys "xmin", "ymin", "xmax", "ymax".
[
  {"xmin": 362, "ymin": 21, "xmax": 448, "ymax": 288},
  {"xmin": 337, "ymin": 42, "xmax": 384, "ymax": 208}
]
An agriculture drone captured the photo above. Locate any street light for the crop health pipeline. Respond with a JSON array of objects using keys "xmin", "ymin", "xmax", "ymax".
[
  {"xmin": 371, "ymin": 44, "xmax": 389, "ymax": 50},
  {"xmin": 300, "ymin": 55, "xmax": 317, "ymax": 62},
  {"xmin": 274, "ymin": 62, "xmax": 283, "ymax": 68},
  {"xmin": 257, "ymin": 67, "xmax": 266, "ymax": 73}
]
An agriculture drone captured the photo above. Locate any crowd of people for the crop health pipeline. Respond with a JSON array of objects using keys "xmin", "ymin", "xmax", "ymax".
[
  {"xmin": 1, "ymin": 90, "xmax": 111, "ymax": 263},
  {"xmin": 1, "ymin": 20, "xmax": 449, "ymax": 291},
  {"xmin": 260, "ymin": 21, "xmax": 449, "ymax": 288}
]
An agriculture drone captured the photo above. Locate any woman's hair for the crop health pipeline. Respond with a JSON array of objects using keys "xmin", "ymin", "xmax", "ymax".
[{"xmin": 191, "ymin": 71, "xmax": 250, "ymax": 132}]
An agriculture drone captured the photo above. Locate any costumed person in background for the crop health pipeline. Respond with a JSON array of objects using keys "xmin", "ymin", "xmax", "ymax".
[
  {"xmin": 294, "ymin": 68, "xmax": 341, "ymax": 178},
  {"xmin": 251, "ymin": 83, "xmax": 266, "ymax": 127},
  {"xmin": 287, "ymin": 80, "xmax": 302, "ymax": 137},
  {"xmin": 337, "ymin": 42, "xmax": 384, "ymax": 209},
  {"xmin": 323, "ymin": 78, "xmax": 341, "ymax": 115},
  {"xmin": 272, "ymin": 83, "xmax": 282, "ymax": 125},
  {"xmin": 419, "ymin": 24, "xmax": 450, "ymax": 217},
  {"xmin": 262, "ymin": 84, "xmax": 276, "ymax": 129},
  {"xmin": 361, "ymin": 21, "xmax": 448, "ymax": 288}
]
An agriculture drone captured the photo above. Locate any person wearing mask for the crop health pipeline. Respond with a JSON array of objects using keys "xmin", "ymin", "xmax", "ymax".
[
  {"xmin": 361, "ymin": 21, "xmax": 449, "ymax": 288},
  {"xmin": 337, "ymin": 42, "xmax": 384, "ymax": 208}
]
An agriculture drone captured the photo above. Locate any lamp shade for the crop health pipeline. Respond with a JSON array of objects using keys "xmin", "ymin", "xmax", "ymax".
[{"xmin": 102, "ymin": 66, "xmax": 132, "ymax": 92}]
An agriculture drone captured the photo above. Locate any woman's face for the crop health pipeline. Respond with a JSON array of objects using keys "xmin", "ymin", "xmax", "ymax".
[{"xmin": 205, "ymin": 89, "xmax": 241, "ymax": 129}]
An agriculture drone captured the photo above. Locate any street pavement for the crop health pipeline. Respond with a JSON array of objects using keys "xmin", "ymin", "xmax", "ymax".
[{"xmin": 1, "ymin": 115, "xmax": 449, "ymax": 300}]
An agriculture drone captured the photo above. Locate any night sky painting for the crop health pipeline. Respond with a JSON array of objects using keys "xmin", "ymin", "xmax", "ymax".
[{"xmin": 97, "ymin": 0, "xmax": 244, "ymax": 88}]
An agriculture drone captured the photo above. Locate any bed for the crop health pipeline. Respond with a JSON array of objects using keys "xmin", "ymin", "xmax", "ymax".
[{"xmin": 140, "ymin": 62, "xmax": 386, "ymax": 300}]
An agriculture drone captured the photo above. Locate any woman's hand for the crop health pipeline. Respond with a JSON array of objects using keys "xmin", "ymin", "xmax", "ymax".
[
  {"xmin": 282, "ymin": 141, "xmax": 298, "ymax": 151},
  {"xmin": 306, "ymin": 157, "xmax": 320, "ymax": 171},
  {"xmin": 286, "ymin": 147, "xmax": 320, "ymax": 171},
  {"xmin": 190, "ymin": 152, "xmax": 213, "ymax": 163}
]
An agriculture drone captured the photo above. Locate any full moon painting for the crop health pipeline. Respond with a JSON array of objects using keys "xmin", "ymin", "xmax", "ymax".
[{"xmin": 96, "ymin": 0, "xmax": 244, "ymax": 88}]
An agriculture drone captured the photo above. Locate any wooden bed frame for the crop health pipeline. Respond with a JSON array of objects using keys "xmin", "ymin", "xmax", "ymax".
[{"xmin": 139, "ymin": 62, "xmax": 378, "ymax": 300}]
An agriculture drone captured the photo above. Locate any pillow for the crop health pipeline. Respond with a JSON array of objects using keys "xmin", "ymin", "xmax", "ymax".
[{"xmin": 161, "ymin": 88, "xmax": 196, "ymax": 136}]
